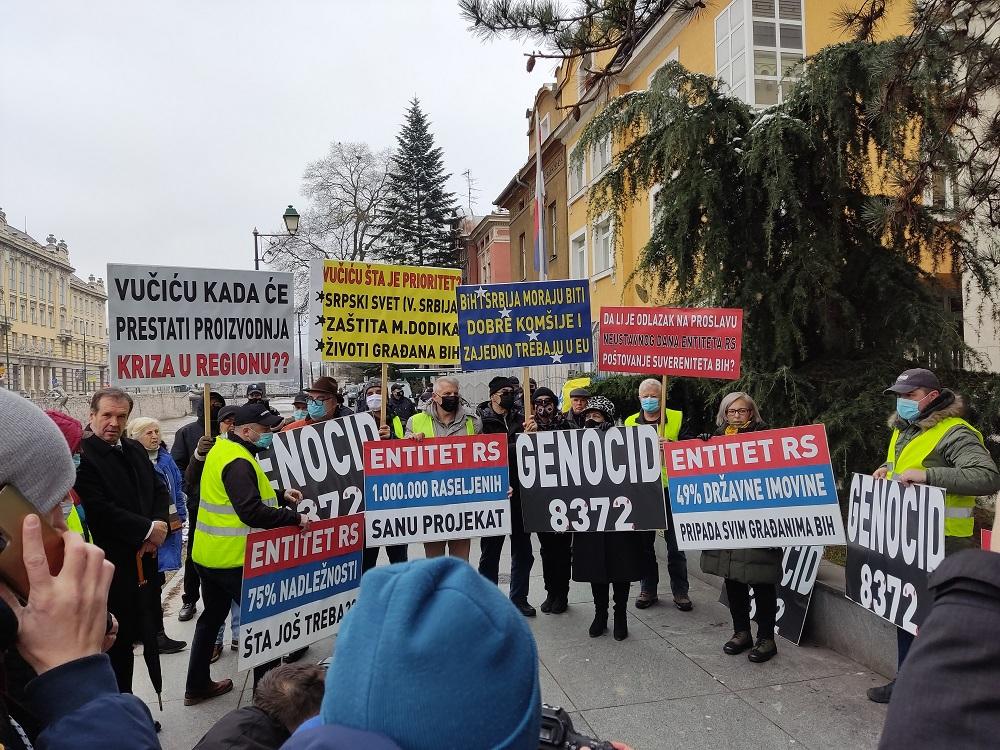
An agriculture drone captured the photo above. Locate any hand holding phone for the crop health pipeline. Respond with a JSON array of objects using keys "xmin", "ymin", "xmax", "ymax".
[
  {"xmin": 0, "ymin": 485, "xmax": 65, "ymax": 599},
  {"xmin": 0, "ymin": 514, "xmax": 115, "ymax": 675}
]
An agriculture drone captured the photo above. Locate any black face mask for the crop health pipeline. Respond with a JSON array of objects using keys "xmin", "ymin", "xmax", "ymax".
[
  {"xmin": 209, "ymin": 405, "xmax": 222, "ymax": 422},
  {"xmin": 584, "ymin": 419, "xmax": 601, "ymax": 429},
  {"xmin": 498, "ymin": 392, "xmax": 516, "ymax": 410},
  {"xmin": 439, "ymin": 396, "xmax": 460, "ymax": 413},
  {"xmin": 534, "ymin": 404, "xmax": 556, "ymax": 420}
]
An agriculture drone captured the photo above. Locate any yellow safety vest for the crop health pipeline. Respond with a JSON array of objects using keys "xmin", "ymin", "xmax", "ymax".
[
  {"xmin": 886, "ymin": 417, "xmax": 983, "ymax": 538},
  {"xmin": 390, "ymin": 415, "xmax": 404, "ymax": 439},
  {"xmin": 410, "ymin": 411, "xmax": 475, "ymax": 437},
  {"xmin": 625, "ymin": 410, "xmax": 683, "ymax": 486},
  {"xmin": 194, "ymin": 437, "xmax": 278, "ymax": 569},
  {"xmin": 66, "ymin": 505, "xmax": 90, "ymax": 542}
]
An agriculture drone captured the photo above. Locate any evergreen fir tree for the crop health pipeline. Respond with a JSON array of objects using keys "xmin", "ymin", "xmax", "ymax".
[{"xmin": 381, "ymin": 98, "xmax": 458, "ymax": 268}]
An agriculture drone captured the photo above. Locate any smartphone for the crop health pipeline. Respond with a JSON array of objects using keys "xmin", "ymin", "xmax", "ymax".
[{"xmin": 0, "ymin": 485, "xmax": 65, "ymax": 600}]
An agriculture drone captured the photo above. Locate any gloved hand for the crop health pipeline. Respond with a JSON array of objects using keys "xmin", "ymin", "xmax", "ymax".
[
  {"xmin": 697, "ymin": 433, "xmax": 712, "ymax": 441},
  {"xmin": 195, "ymin": 435, "xmax": 216, "ymax": 459}
]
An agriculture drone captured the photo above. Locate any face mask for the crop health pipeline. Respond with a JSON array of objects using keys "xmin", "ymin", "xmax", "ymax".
[
  {"xmin": 640, "ymin": 397, "xmax": 660, "ymax": 413},
  {"xmin": 584, "ymin": 419, "xmax": 601, "ymax": 429},
  {"xmin": 499, "ymin": 392, "xmax": 516, "ymax": 410},
  {"xmin": 292, "ymin": 409, "xmax": 307, "ymax": 421},
  {"xmin": 252, "ymin": 430, "xmax": 274, "ymax": 450},
  {"xmin": 439, "ymin": 396, "xmax": 460, "ymax": 413},
  {"xmin": 209, "ymin": 405, "xmax": 221, "ymax": 422},
  {"xmin": 535, "ymin": 404, "xmax": 556, "ymax": 420},
  {"xmin": 896, "ymin": 397, "xmax": 921, "ymax": 421},
  {"xmin": 367, "ymin": 395, "xmax": 382, "ymax": 410},
  {"xmin": 72, "ymin": 453, "xmax": 81, "ymax": 469},
  {"xmin": 307, "ymin": 400, "xmax": 326, "ymax": 419}
]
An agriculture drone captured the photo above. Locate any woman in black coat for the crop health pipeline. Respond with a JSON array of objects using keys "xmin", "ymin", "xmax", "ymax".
[
  {"xmin": 571, "ymin": 397, "xmax": 644, "ymax": 641},
  {"xmin": 699, "ymin": 391, "xmax": 782, "ymax": 663}
]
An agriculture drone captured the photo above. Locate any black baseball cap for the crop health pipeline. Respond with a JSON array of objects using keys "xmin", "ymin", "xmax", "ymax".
[
  {"xmin": 232, "ymin": 403, "xmax": 283, "ymax": 429},
  {"xmin": 292, "ymin": 391, "xmax": 309, "ymax": 406},
  {"xmin": 218, "ymin": 405, "xmax": 238, "ymax": 423},
  {"xmin": 883, "ymin": 368, "xmax": 941, "ymax": 395}
]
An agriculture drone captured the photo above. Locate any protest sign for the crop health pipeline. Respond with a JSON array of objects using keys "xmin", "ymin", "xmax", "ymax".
[
  {"xmin": 664, "ymin": 425, "xmax": 846, "ymax": 550},
  {"xmin": 363, "ymin": 435, "xmax": 511, "ymax": 546},
  {"xmin": 310, "ymin": 259, "xmax": 461, "ymax": 365},
  {"xmin": 238, "ymin": 514, "xmax": 362, "ymax": 670},
  {"xmin": 598, "ymin": 306, "xmax": 743, "ymax": 379},
  {"xmin": 457, "ymin": 280, "xmax": 593, "ymax": 369},
  {"xmin": 718, "ymin": 545, "xmax": 823, "ymax": 645},
  {"xmin": 257, "ymin": 412, "xmax": 379, "ymax": 520},
  {"xmin": 845, "ymin": 473, "xmax": 945, "ymax": 634},
  {"xmin": 107, "ymin": 264, "xmax": 295, "ymax": 386},
  {"xmin": 515, "ymin": 425, "xmax": 667, "ymax": 533}
]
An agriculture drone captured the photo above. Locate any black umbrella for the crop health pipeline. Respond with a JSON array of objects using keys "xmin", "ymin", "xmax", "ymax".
[{"xmin": 135, "ymin": 551, "xmax": 164, "ymax": 711}]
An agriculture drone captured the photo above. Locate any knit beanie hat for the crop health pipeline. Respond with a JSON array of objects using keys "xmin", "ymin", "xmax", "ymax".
[
  {"xmin": 531, "ymin": 386, "xmax": 557, "ymax": 403},
  {"xmin": 320, "ymin": 557, "xmax": 541, "ymax": 750},
  {"xmin": 127, "ymin": 416, "xmax": 160, "ymax": 440},
  {"xmin": 45, "ymin": 409, "xmax": 83, "ymax": 454},
  {"xmin": 0, "ymin": 390, "xmax": 76, "ymax": 514},
  {"xmin": 489, "ymin": 376, "xmax": 513, "ymax": 395}
]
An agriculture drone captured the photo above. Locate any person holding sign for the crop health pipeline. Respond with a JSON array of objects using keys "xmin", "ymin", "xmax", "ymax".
[
  {"xmin": 184, "ymin": 403, "xmax": 309, "ymax": 706},
  {"xmin": 524, "ymin": 386, "xmax": 573, "ymax": 615},
  {"xmin": 623, "ymin": 378, "xmax": 692, "ymax": 612},
  {"xmin": 698, "ymin": 392, "xmax": 781, "ymax": 663},
  {"xmin": 572, "ymin": 397, "xmax": 643, "ymax": 641},
  {"xmin": 866, "ymin": 368, "xmax": 1000, "ymax": 704},
  {"xmin": 478, "ymin": 377, "xmax": 535, "ymax": 617},
  {"xmin": 405, "ymin": 377, "xmax": 483, "ymax": 561},
  {"xmin": 362, "ymin": 383, "xmax": 409, "ymax": 575}
]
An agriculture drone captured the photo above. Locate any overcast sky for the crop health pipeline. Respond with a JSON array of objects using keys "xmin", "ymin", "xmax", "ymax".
[{"xmin": 1, "ymin": 1, "xmax": 540, "ymax": 283}]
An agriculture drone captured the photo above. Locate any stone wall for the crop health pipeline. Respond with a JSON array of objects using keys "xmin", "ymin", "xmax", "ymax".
[{"xmin": 32, "ymin": 392, "xmax": 193, "ymax": 424}]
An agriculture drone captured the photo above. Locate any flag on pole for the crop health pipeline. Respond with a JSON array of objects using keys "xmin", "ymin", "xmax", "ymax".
[{"xmin": 533, "ymin": 109, "xmax": 547, "ymax": 281}]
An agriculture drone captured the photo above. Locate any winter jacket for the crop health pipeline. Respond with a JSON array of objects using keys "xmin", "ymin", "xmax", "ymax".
[
  {"xmin": 171, "ymin": 393, "xmax": 226, "ymax": 474},
  {"xmin": 880, "ymin": 390, "xmax": 1000, "ymax": 497},
  {"xmin": 194, "ymin": 705, "xmax": 289, "ymax": 749},
  {"xmin": 282, "ymin": 719, "xmax": 402, "ymax": 750},
  {"xmin": 404, "ymin": 403, "xmax": 483, "ymax": 439},
  {"xmin": 151, "ymin": 444, "xmax": 187, "ymax": 572},
  {"xmin": 25, "ymin": 654, "xmax": 159, "ymax": 749},
  {"xmin": 879, "ymin": 549, "xmax": 1000, "ymax": 749},
  {"xmin": 387, "ymin": 395, "xmax": 416, "ymax": 423},
  {"xmin": 699, "ymin": 421, "xmax": 783, "ymax": 585}
]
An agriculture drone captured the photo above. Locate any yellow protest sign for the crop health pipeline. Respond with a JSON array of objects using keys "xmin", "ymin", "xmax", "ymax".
[{"xmin": 309, "ymin": 259, "xmax": 461, "ymax": 364}]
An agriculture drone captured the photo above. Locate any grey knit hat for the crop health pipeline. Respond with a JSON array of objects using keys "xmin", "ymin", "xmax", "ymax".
[{"xmin": 0, "ymin": 389, "xmax": 75, "ymax": 514}]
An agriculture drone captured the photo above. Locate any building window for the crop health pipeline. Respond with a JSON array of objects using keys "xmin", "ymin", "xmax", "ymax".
[
  {"xmin": 716, "ymin": 0, "xmax": 749, "ymax": 102},
  {"xmin": 928, "ymin": 167, "xmax": 954, "ymax": 210},
  {"xmin": 570, "ymin": 229, "xmax": 588, "ymax": 279},
  {"xmin": 569, "ymin": 146, "xmax": 585, "ymax": 197},
  {"xmin": 518, "ymin": 233, "xmax": 527, "ymax": 280},
  {"xmin": 20, "ymin": 303, "xmax": 26, "ymax": 322},
  {"xmin": 593, "ymin": 216, "xmax": 613, "ymax": 275},
  {"xmin": 539, "ymin": 114, "xmax": 551, "ymax": 141},
  {"xmin": 649, "ymin": 184, "xmax": 663, "ymax": 231},
  {"xmin": 578, "ymin": 52, "xmax": 593, "ymax": 98},
  {"xmin": 39, "ymin": 306, "xmax": 45, "ymax": 326},
  {"xmin": 592, "ymin": 135, "xmax": 612, "ymax": 175},
  {"xmin": 30, "ymin": 268, "xmax": 36, "ymax": 297},
  {"xmin": 19, "ymin": 266, "xmax": 25, "ymax": 293},
  {"xmin": 547, "ymin": 202, "xmax": 558, "ymax": 259}
]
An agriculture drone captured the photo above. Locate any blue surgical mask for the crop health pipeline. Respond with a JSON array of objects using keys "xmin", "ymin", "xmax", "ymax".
[
  {"xmin": 307, "ymin": 400, "xmax": 326, "ymax": 419},
  {"xmin": 896, "ymin": 397, "xmax": 921, "ymax": 421},
  {"xmin": 72, "ymin": 453, "xmax": 81, "ymax": 469},
  {"xmin": 292, "ymin": 409, "xmax": 307, "ymax": 421},
  {"xmin": 253, "ymin": 431, "xmax": 274, "ymax": 450},
  {"xmin": 640, "ymin": 397, "xmax": 660, "ymax": 413}
]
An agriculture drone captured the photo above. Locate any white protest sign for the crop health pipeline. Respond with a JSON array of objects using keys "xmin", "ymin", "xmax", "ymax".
[{"xmin": 108, "ymin": 264, "xmax": 294, "ymax": 386}]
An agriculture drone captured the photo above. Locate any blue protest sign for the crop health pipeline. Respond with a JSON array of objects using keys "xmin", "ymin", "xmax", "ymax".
[{"xmin": 457, "ymin": 280, "xmax": 593, "ymax": 370}]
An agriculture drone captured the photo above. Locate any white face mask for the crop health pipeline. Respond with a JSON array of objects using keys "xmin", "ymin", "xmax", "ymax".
[{"xmin": 367, "ymin": 395, "xmax": 382, "ymax": 410}]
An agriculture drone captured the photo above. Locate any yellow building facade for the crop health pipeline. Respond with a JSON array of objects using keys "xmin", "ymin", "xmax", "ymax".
[{"xmin": 522, "ymin": 1, "xmax": 912, "ymax": 318}]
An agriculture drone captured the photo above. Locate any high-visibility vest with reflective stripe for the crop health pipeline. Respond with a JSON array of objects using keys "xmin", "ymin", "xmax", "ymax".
[
  {"xmin": 390, "ymin": 415, "xmax": 404, "ymax": 439},
  {"xmin": 66, "ymin": 505, "xmax": 90, "ymax": 542},
  {"xmin": 886, "ymin": 417, "xmax": 983, "ymax": 538},
  {"xmin": 410, "ymin": 411, "xmax": 474, "ymax": 437},
  {"xmin": 625, "ymin": 410, "xmax": 683, "ymax": 486},
  {"xmin": 194, "ymin": 437, "xmax": 278, "ymax": 569}
]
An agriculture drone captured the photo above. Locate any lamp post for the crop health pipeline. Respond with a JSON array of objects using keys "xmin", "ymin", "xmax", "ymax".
[
  {"xmin": 253, "ymin": 205, "xmax": 303, "ymax": 389},
  {"xmin": 0, "ymin": 290, "xmax": 11, "ymax": 390}
]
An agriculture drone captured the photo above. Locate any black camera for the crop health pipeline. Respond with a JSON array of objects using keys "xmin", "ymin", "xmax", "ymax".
[{"xmin": 539, "ymin": 703, "xmax": 614, "ymax": 750}]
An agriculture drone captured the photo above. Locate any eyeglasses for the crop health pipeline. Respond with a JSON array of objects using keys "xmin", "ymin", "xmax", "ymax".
[
  {"xmin": 309, "ymin": 395, "xmax": 334, "ymax": 403},
  {"xmin": 726, "ymin": 407, "xmax": 751, "ymax": 416},
  {"xmin": 534, "ymin": 399, "xmax": 555, "ymax": 406}
]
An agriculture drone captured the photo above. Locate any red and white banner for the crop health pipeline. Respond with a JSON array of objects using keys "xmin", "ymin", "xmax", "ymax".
[
  {"xmin": 598, "ymin": 306, "xmax": 743, "ymax": 379},
  {"xmin": 108, "ymin": 264, "xmax": 295, "ymax": 386}
]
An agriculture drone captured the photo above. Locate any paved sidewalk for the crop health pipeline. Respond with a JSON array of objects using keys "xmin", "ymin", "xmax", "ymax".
[{"xmin": 141, "ymin": 537, "xmax": 889, "ymax": 750}]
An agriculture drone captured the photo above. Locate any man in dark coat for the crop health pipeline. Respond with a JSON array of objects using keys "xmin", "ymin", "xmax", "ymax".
[
  {"xmin": 477, "ymin": 376, "xmax": 535, "ymax": 617},
  {"xmin": 75, "ymin": 387, "xmax": 171, "ymax": 693},
  {"xmin": 387, "ymin": 383, "xmax": 416, "ymax": 423},
  {"xmin": 171, "ymin": 391, "xmax": 226, "ymax": 621}
]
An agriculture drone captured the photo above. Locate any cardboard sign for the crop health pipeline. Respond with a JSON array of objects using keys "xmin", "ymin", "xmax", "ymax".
[
  {"xmin": 238, "ymin": 515, "xmax": 362, "ymax": 670},
  {"xmin": 665, "ymin": 425, "xmax": 846, "ymax": 550},
  {"xmin": 718, "ymin": 545, "xmax": 823, "ymax": 645},
  {"xmin": 845, "ymin": 473, "xmax": 945, "ymax": 634},
  {"xmin": 515, "ymin": 425, "xmax": 667, "ymax": 533},
  {"xmin": 598, "ymin": 306, "xmax": 743, "ymax": 379},
  {"xmin": 257, "ymin": 413, "xmax": 379, "ymax": 520},
  {"xmin": 310, "ymin": 259, "xmax": 461, "ymax": 364},
  {"xmin": 363, "ymin": 435, "xmax": 510, "ymax": 546},
  {"xmin": 456, "ymin": 280, "xmax": 593, "ymax": 370},
  {"xmin": 107, "ymin": 264, "xmax": 295, "ymax": 386}
]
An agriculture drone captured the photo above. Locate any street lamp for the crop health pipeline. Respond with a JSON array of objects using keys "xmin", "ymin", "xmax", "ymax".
[
  {"xmin": 253, "ymin": 204, "xmax": 300, "ymax": 271},
  {"xmin": 0, "ymin": 290, "xmax": 11, "ymax": 390},
  {"xmin": 253, "ymin": 205, "xmax": 304, "ymax": 389}
]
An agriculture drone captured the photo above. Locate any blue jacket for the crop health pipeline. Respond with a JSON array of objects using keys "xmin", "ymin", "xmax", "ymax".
[
  {"xmin": 25, "ymin": 653, "xmax": 159, "ymax": 749},
  {"xmin": 282, "ymin": 718, "xmax": 402, "ymax": 749},
  {"xmin": 152, "ymin": 445, "xmax": 187, "ymax": 572}
]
